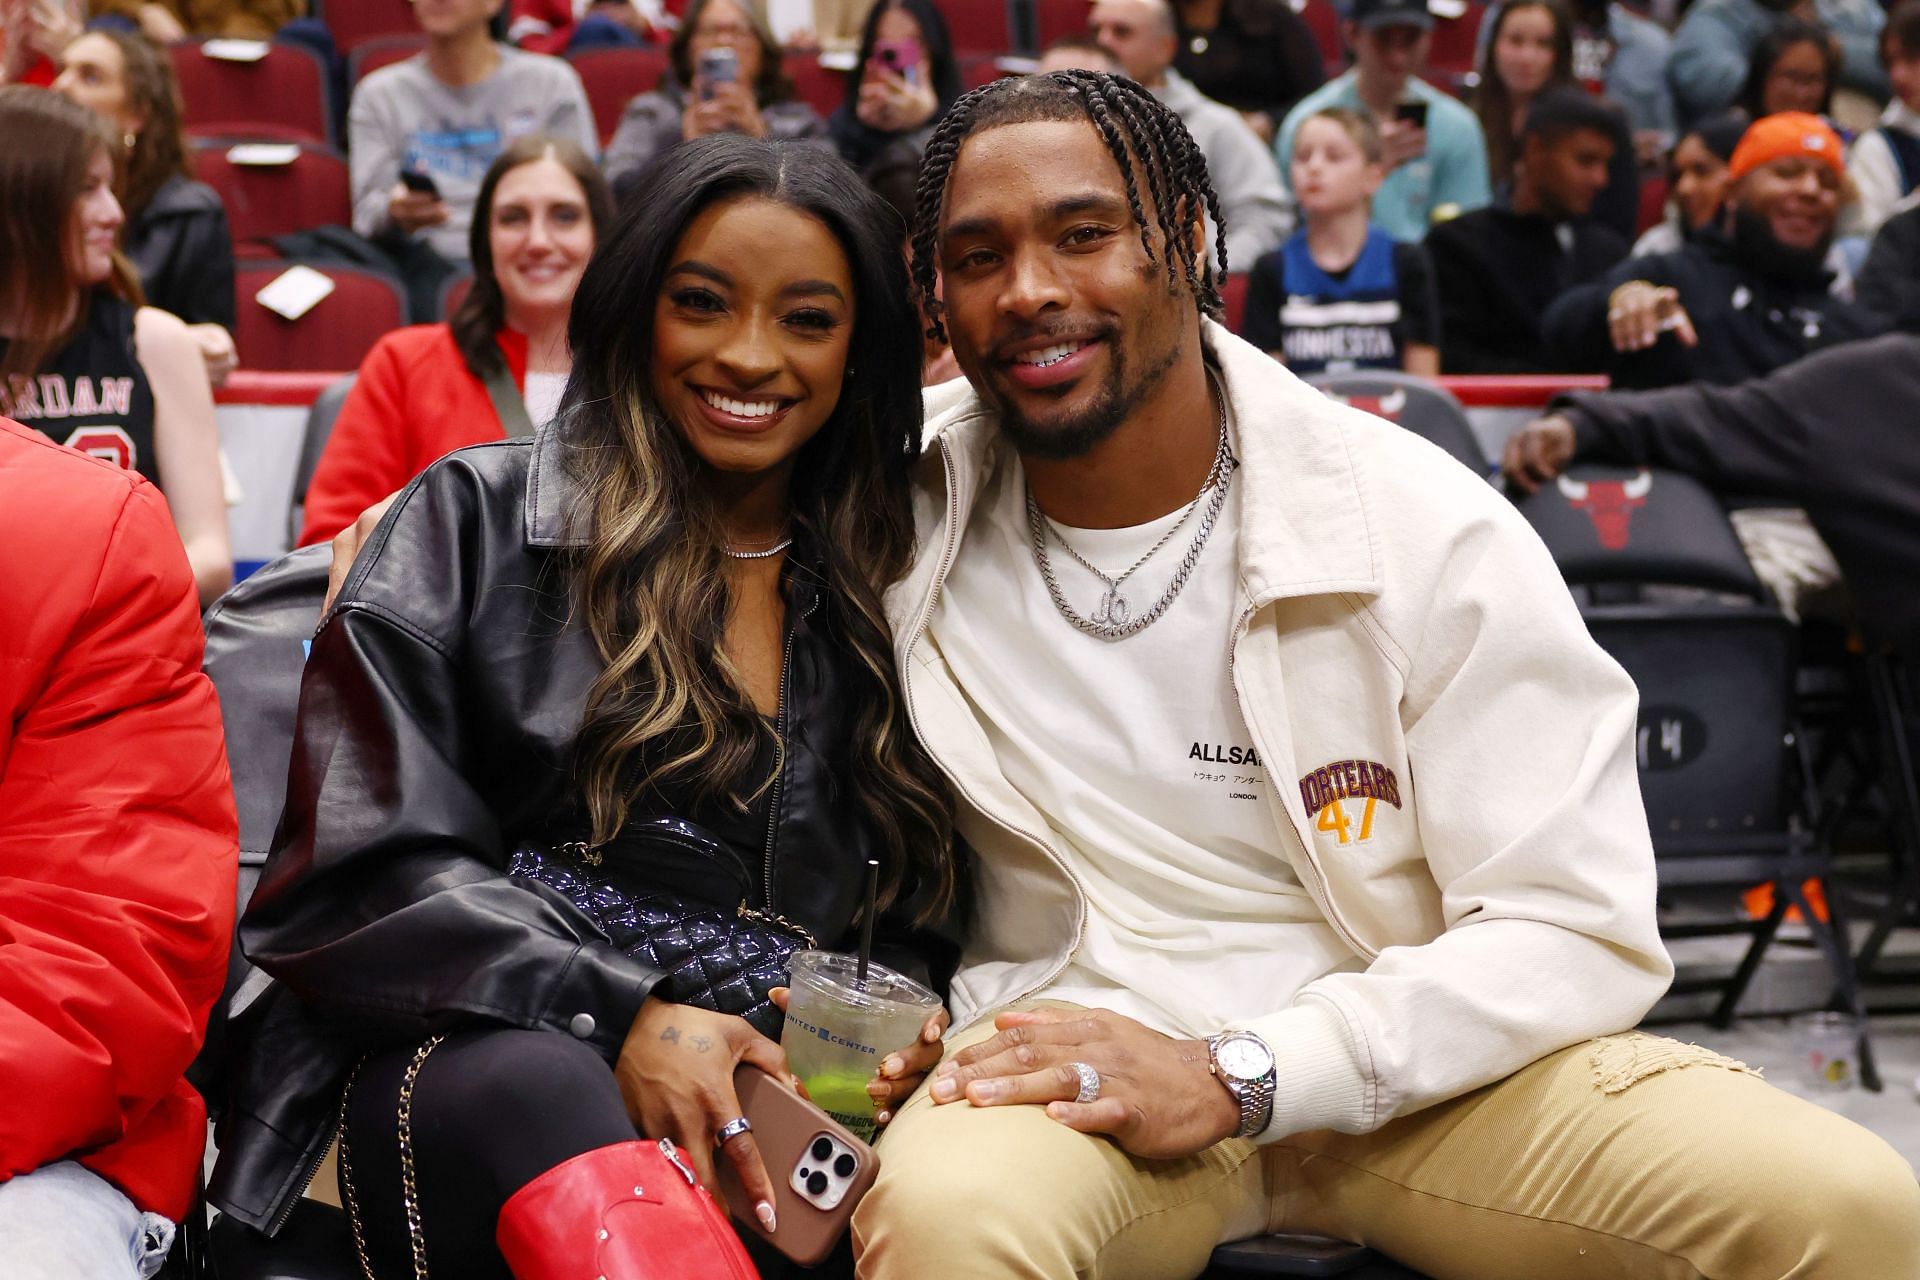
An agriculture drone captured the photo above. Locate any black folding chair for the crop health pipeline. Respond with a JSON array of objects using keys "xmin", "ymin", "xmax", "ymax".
[
  {"xmin": 1515, "ymin": 464, "xmax": 1881, "ymax": 1090},
  {"xmin": 287, "ymin": 374, "xmax": 357, "ymax": 548},
  {"xmin": 1309, "ymin": 370, "xmax": 1490, "ymax": 479}
]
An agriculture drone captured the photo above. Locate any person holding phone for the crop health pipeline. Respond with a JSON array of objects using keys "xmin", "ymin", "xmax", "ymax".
[
  {"xmin": 605, "ymin": 0, "xmax": 829, "ymax": 192},
  {"xmin": 1275, "ymin": 0, "xmax": 1491, "ymax": 242},
  {"xmin": 828, "ymin": 0, "xmax": 961, "ymax": 177},
  {"xmin": 209, "ymin": 133, "xmax": 960, "ymax": 1278}
]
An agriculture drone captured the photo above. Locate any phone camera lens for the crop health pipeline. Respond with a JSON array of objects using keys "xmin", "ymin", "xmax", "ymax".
[
  {"xmin": 808, "ymin": 1171, "xmax": 829, "ymax": 1196},
  {"xmin": 811, "ymin": 1138, "xmax": 833, "ymax": 1161},
  {"xmin": 834, "ymin": 1153, "xmax": 856, "ymax": 1177}
]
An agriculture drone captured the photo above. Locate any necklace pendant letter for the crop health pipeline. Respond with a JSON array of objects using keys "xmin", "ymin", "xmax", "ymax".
[{"xmin": 1095, "ymin": 588, "xmax": 1130, "ymax": 626}]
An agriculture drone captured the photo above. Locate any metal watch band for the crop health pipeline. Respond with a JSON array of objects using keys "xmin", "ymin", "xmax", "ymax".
[{"xmin": 1208, "ymin": 1033, "xmax": 1278, "ymax": 1140}]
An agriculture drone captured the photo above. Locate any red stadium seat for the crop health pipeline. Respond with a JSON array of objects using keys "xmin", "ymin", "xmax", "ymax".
[
  {"xmin": 1296, "ymin": 0, "xmax": 1344, "ymax": 73},
  {"xmin": 348, "ymin": 34, "xmax": 426, "ymax": 89},
  {"xmin": 1425, "ymin": 0, "xmax": 1487, "ymax": 78},
  {"xmin": 1637, "ymin": 172, "xmax": 1668, "ymax": 237},
  {"xmin": 960, "ymin": 53, "xmax": 1007, "ymax": 90},
  {"xmin": 1219, "ymin": 271, "xmax": 1250, "ymax": 334},
  {"xmin": 235, "ymin": 261, "xmax": 407, "ymax": 371},
  {"xmin": 1033, "ymin": 0, "xmax": 1090, "ymax": 53},
  {"xmin": 191, "ymin": 140, "xmax": 351, "ymax": 254},
  {"xmin": 170, "ymin": 38, "xmax": 333, "ymax": 147},
  {"xmin": 784, "ymin": 52, "xmax": 848, "ymax": 119},
  {"xmin": 943, "ymin": 0, "xmax": 1013, "ymax": 54},
  {"xmin": 568, "ymin": 45, "xmax": 672, "ymax": 145},
  {"xmin": 318, "ymin": 0, "xmax": 419, "ymax": 53}
]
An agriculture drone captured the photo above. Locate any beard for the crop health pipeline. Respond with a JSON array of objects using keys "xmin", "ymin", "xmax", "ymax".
[
  {"xmin": 991, "ymin": 324, "xmax": 1183, "ymax": 461},
  {"xmin": 1730, "ymin": 204, "xmax": 1833, "ymax": 288}
]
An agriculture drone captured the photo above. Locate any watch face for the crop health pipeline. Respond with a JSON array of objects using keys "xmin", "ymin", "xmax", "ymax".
[{"xmin": 1218, "ymin": 1035, "xmax": 1274, "ymax": 1080}]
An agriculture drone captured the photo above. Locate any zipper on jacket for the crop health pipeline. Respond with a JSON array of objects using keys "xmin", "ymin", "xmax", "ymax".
[
  {"xmin": 267, "ymin": 1110, "xmax": 341, "ymax": 1235},
  {"xmin": 760, "ymin": 591, "xmax": 819, "ymax": 913},
  {"xmin": 902, "ymin": 437, "xmax": 1090, "ymax": 999},
  {"xmin": 1228, "ymin": 601, "xmax": 1374, "ymax": 961}
]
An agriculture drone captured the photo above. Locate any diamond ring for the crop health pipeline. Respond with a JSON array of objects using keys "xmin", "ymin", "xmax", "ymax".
[{"xmin": 1068, "ymin": 1061, "xmax": 1101, "ymax": 1105}]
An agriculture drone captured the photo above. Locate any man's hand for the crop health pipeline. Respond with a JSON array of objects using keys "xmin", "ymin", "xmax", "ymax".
[
  {"xmin": 927, "ymin": 1007, "xmax": 1240, "ymax": 1159},
  {"xmin": 1378, "ymin": 118, "xmax": 1427, "ymax": 171},
  {"xmin": 1606, "ymin": 280, "xmax": 1697, "ymax": 353},
  {"xmin": 387, "ymin": 185, "xmax": 450, "ymax": 234},
  {"xmin": 322, "ymin": 492, "xmax": 398, "ymax": 610},
  {"xmin": 1501, "ymin": 413, "xmax": 1579, "ymax": 494}
]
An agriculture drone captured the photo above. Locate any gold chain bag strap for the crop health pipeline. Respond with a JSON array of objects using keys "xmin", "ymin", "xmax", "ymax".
[{"xmin": 338, "ymin": 1033, "xmax": 447, "ymax": 1280}]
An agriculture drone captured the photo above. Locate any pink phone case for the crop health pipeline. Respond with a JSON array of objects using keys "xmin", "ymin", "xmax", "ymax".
[{"xmin": 715, "ymin": 1066, "xmax": 880, "ymax": 1265}]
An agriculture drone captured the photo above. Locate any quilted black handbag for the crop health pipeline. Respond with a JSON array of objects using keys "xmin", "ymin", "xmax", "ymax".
[{"xmin": 508, "ymin": 816, "xmax": 815, "ymax": 1039}]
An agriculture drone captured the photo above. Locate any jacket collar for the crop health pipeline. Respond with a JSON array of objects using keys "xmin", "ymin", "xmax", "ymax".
[
  {"xmin": 921, "ymin": 319, "xmax": 1381, "ymax": 608},
  {"xmin": 525, "ymin": 412, "xmax": 588, "ymax": 548}
]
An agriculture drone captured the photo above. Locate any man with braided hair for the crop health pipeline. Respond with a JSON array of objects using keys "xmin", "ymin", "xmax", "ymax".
[{"xmin": 856, "ymin": 68, "xmax": 1920, "ymax": 1280}]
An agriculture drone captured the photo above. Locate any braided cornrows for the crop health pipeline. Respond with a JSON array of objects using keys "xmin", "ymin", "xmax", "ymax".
[{"xmin": 908, "ymin": 69, "xmax": 1227, "ymax": 343}]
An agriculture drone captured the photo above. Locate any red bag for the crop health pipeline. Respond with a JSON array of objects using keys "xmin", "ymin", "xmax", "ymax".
[{"xmin": 496, "ymin": 1138, "xmax": 761, "ymax": 1279}]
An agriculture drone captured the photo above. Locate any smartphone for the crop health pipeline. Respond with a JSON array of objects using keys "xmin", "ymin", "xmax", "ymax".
[
  {"xmin": 716, "ymin": 1066, "xmax": 879, "ymax": 1265},
  {"xmin": 398, "ymin": 169, "xmax": 440, "ymax": 198},
  {"xmin": 1394, "ymin": 100, "xmax": 1429, "ymax": 130},
  {"xmin": 698, "ymin": 45, "xmax": 738, "ymax": 101},
  {"xmin": 872, "ymin": 36, "xmax": 923, "ymax": 86}
]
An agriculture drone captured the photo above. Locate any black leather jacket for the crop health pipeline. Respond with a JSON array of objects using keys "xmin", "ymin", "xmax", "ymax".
[{"xmin": 210, "ymin": 423, "xmax": 931, "ymax": 1231}]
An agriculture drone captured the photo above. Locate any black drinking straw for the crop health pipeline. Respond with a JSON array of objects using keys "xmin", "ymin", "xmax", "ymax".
[{"xmin": 855, "ymin": 858, "xmax": 880, "ymax": 987}]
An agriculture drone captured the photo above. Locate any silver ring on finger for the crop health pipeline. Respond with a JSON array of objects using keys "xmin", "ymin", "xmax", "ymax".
[
  {"xmin": 715, "ymin": 1116, "xmax": 753, "ymax": 1145},
  {"xmin": 1068, "ymin": 1061, "xmax": 1101, "ymax": 1105}
]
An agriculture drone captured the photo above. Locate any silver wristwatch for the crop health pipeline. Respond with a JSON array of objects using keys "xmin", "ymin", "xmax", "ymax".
[{"xmin": 1206, "ymin": 1031, "xmax": 1277, "ymax": 1140}]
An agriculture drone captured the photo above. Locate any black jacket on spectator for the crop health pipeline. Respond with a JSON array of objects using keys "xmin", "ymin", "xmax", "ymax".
[
  {"xmin": 1857, "ymin": 203, "xmax": 1920, "ymax": 327},
  {"xmin": 1553, "ymin": 333, "xmax": 1920, "ymax": 657},
  {"xmin": 125, "ymin": 174, "xmax": 236, "ymax": 330},
  {"xmin": 1542, "ymin": 226, "xmax": 1883, "ymax": 388},
  {"xmin": 1425, "ymin": 204, "xmax": 1627, "ymax": 373},
  {"xmin": 209, "ymin": 424, "xmax": 947, "ymax": 1232},
  {"xmin": 1174, "ymin": 0, "xmax": 1326, "ymax": 132}
]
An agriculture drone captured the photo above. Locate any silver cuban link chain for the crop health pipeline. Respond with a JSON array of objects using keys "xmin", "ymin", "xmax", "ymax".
[{"xmin": 1027, "ymin": 382, "xmax": 1235, "ymax": 641}]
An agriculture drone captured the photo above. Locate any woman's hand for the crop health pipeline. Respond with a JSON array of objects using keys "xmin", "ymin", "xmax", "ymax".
[
  {"xmin": 767, "ymin": 987, "xmax": 949, "ymax": 1128},
  {"xmin": 855, "ymin": 67, "xmax": 936, "ymax": 134},
  {"xmin": 684, "ymin": 80, "xmax": 767, "ymax": 141},
  {"xmin": 188, "ymin": 323, "xmax": 237, "ymax": 385},
  {"xmin": 617, "ymin": 1000, "xmax": 790, "ymax": 1232}
]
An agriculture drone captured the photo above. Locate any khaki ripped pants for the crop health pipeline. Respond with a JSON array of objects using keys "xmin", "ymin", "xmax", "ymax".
[{"xmin": 852, "ymin": 1006, "xmax": 1920, "ymax": 1280}]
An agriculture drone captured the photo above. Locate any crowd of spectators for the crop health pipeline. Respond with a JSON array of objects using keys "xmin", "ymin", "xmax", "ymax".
[{"xmin": 9, "ymin": 0, "xmax": 1920, "ymax": 1273}]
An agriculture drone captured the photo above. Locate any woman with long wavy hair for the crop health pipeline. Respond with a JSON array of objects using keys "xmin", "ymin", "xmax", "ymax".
[{"xmin": 214, "ymin": 134, "xmax": 958, "ymax": 1278}]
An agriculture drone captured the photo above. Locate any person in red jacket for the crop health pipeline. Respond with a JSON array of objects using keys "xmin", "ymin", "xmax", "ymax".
[
  {"xmin": 0, "ymin": 417, "xmax": 237, "ymax": 1278},
  {"xmin": 297, "ymin": 134, "xmax": 612, "ymax": 547}
]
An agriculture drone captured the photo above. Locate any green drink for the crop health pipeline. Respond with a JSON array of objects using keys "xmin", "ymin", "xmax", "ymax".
[{"xmin": 782, "ymin": 950, "xmax": 942, "ymax": 1141}]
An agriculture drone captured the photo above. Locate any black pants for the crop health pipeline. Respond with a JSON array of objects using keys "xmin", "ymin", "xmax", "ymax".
[{"xmin": 338, "ymin": 1028, "xmax": 634, "ymax": 1279}]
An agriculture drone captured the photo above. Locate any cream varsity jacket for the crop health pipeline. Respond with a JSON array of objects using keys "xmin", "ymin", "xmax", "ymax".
[{"xmin": 885, "ymin": 320, "xmax": 1675, "ymax": 1143}]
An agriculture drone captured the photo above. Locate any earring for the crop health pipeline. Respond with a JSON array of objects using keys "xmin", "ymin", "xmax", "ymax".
[{"xmin": 123, "ymin": 132, "xmax": 137, "ymax": 152}]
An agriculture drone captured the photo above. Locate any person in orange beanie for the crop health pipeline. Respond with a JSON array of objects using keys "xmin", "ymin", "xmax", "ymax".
[{"xmin": 1544, "ymin": 110, "xmax": 1886, "ymax": 388}]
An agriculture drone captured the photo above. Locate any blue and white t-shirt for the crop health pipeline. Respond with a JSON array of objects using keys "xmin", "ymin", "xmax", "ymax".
[{"xmin": 1242, "ymin": 226, "xmax": 1434, "ymax": 374}]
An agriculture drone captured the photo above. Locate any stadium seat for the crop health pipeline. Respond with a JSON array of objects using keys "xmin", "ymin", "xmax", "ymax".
[
  {"xmin": 1516, "ymin": 465, "xmax": 1883, "ymax": 1091},
  {"xmin": 1206, "ymin": 1234, "xmax": 1435, "ymax": 1278},
  {"xmin": 568, "ymin": 45, "xmax": 672, "ymax": 145},
  {"xmin": 235, "ymin": 262, "xmax": 406, "ymax": 372},
  {"xmin": 943, "ymin": 0, "xmax": 1014, "ymax": 55},
  {"xmin": 1311, "ymin": 370, "xmax": 1489, "ymax": 477},
  {"xmin": 960, "ymin": 52, "xmax": 1008, "ymax": 89},
  {"xmin": 289, "ymin": 374, "xmax": 358, "ymax": 545},
  {"xmin": 1219, "ymin": 271, "xmax": 1250, "ymax": 334},
  {"xmin": 1425, "ymin": 0, "xmax": 1487, "ymax": 82},
  {"xmin": 1636, "ymin": 172, "xmax": 1668, "ymax": 238},
  {"xmin": 1033, "ymin": 0, "xmax": 1091, "ymax": 54},
  {"xmin": 170, "ymin": 38, "xmax": 334, "ymax": 147},
  {"xmin": 347, "ymin": 33, "xmax": 426, "ymax": 90},
  {"xmin": 1297, "ymin": 0, "xmax": 1345, "ymax": 74},
  {"xmin": 317, "ymin": 0, "xmax": 420, "ymax": 53},
  {"xmin": 191, "ymin": 139, "xmax": 351, "ymax": 254},
  {"xmin": 437, "ymin": 271, "xmax": 474, "ymax": 320},
  {"xmin": 786, "ymin": 52, "xmax": 850, "ymax": 118}
]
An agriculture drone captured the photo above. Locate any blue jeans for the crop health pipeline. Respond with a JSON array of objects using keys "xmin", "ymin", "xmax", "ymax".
[{"xmin": 0, "ymin": 1162, "xmax": 175, "ymax": 1279}]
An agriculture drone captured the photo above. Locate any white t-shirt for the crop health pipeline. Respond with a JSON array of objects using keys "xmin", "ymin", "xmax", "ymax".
[
  {"xmin": 522, "ymin": 370, "xmax": 568, "ymax": 430},
  {"xmin": 930, "ymin": 425, "xmax": 1361, "ymax": 1038}
]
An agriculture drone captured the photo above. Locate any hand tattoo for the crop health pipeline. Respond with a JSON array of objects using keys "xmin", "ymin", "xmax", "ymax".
[
  {"xmin": 689, "ymin": 1035, "xmax": 714, "ymax": 1053},
  {"xmin": 660, "ymin": 1026, "xmax": 681, "ymax": 1044}
]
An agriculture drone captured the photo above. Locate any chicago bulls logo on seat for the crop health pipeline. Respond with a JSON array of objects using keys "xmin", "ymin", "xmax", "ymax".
[
  {"xmin": 1327, "ymin": 388, "xmax": 1407, "ymax": 422},
  {"xmin": 1557, "ymin": 470, "xmax": 1652, "ymax": 549}
]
